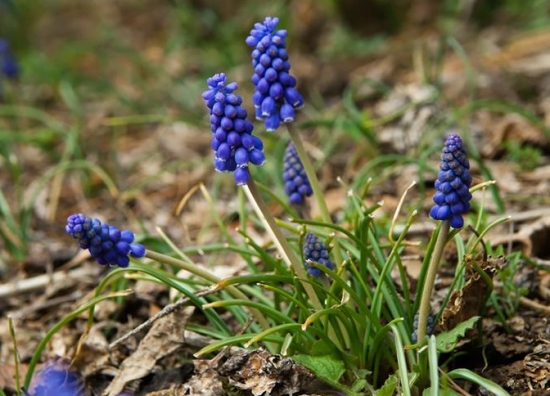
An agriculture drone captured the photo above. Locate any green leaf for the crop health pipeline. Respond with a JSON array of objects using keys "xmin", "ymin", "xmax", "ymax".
[
  {"xmin": 375, "ymin": 374, "xmax": 398, "ymax": 396},
  {"xmin": 352, "ymin": 378, "xmax": 369, "ymax": 393},
  {"xmin": 436, "ymin": 316, "xmax": 480, "ymax": 352},
  {"xmin": 422, "ymin": 388, "xmax": 460, "ymax": 396},
  {"xmin": 448, "ymin": 369, "xmax": 511, "ymax": 396},
  {"xmin": 292, "ymin": 354, "xmax": 346, "ymax": 384},
  {"xmin": 310, "ymin": 339, "xmax": 340, "ymax": 356}
]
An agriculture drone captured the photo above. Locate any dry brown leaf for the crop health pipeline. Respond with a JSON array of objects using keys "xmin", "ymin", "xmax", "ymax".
[
  {"xmin": 523, "ymin": 342, "xmax": 550, "ymax": 389},
  {"xmin": 184, "ymin": 348, "xmax": 324, "ymax": 396},
  {"xmin": 0, "ymin": 363, "xmax": 30, "ymax": 391},
  {"xmin": 481, "ymin": 114, "xmax": 549, "ymax": 158},
  {"xmin": 103, "ymin": 305, "xmax": 194, "ymax": 396},
  {"xmin": 490, "ymin": 216, "xmax": 550, "ymax": 260},
  {"xmin": 72, "ymin": 325, "xmax": 112, "ymax": 378},
  {"xmin": 439, "ymin": 256, "xmax": 506, "ymax": 332},
  {"xmin": 183, "ymin": 359, "xmax": 226, "ymax": 396}
]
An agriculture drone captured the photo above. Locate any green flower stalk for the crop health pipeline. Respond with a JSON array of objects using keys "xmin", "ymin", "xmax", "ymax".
[{"xmin": 417, "ymin": 134, "xmax": 472, "ymax": 342}]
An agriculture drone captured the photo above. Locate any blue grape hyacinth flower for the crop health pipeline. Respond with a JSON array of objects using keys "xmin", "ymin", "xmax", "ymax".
[
  {"xmin": 0, "ymin": 38, "xmax": 19, "ymax": 79},
  {"xmin": 246, "ymin": 16, "xmax": 304, "ymax": 132},
  {"xmin": 283, "ymin": 142, "xmax": 312, "ymax": 204},
  {"xmin": 202, "ymin": 73, "xmax": 266, "ymax": 185},
  {"xmin": 429, "ymin": 134, "xmax": 472, "ymax": 229},
  {"xmin": 302, "ymin": 233, "xmax": 334, "ymax": 277},
  {"xmin": 65, "ymin": 213, "xmax": 146, "ymax": 268},
  {"xmin": 27, "ymin": 357, "xmax": 87, "ymax": 396},
  {"xmin": 411, "ymin": 311, "xmax": 435, "ymax": 343}
]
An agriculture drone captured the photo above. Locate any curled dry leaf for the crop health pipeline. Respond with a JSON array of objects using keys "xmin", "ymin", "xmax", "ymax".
[
  {"xmin": 439, "ymin": 255, "xmax": 506, "ymax": 332},
  {"xmin": 490, "ymin": 215, "xmax": 550, "ymax": 261},
  {"xmin": 103, "ymin": 305, "xmax": 195, "ymax": 396}
]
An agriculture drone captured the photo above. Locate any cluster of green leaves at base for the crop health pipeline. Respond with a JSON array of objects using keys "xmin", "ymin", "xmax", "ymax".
[{"xmin": 128, "ymin": 174, "xmax": 511, "ymax": 395}]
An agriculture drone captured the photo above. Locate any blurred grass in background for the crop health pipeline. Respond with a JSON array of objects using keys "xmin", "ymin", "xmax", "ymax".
[
  {"xmin": 0, "ymin": 0, "xmax": 549, "ymax": 263},
  {"xmin": 2, "ymin": 0, "xmax": 550, "ymax": 117}
]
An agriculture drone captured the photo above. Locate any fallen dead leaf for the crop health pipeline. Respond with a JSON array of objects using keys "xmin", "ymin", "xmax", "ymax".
[
  {"xmin": 103, "ymin": 305, "xmax": 194, "ymax": 396},
  {"xmin": 439, "ymin": 256, "xmax": 506, "ymax": 332}
]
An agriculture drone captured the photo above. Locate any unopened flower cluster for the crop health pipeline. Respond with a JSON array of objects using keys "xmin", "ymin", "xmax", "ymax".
[
  {"xmin": 303, "ymin": 233, "xmax": 334, "ymax": 277},
  {"xmin": 0, "ymin": 38, "xmax": 18, "ymax": 99},
  {"xmin": 429, "ymin": 134, "xmax": 472, "ymax": 228},
  {"xmin": 246, "ymin": 17, "xmax": 304, "ymax": 132},
  {"xmin": 411, "ymin": 312, "xmax": 435, "ymax": 343},
  {"xmin": 0, "ymin": 38, "xmax": 18, "ymax": 79},
  {"xmin": 65, "ymin": 213, "xmax": 146, "ymax": 267},
  {"xmin": 202, "ymin": 73, "xmax": 266, "ymax": 185},
  {"xmin": 283, "ymin": 142, "xmax": 312, "ymax": 204}
]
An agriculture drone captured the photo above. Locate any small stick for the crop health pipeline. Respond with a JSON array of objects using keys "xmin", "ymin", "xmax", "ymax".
[
  {"xmin": 0, "ymin": 265, "xmax": 99, "ymax": 299},
  {"xmin": 519, "ymin": 296, "xmax": 550, "ymax": 316},
  {"xmin": 109, "ymin": 286, "xmax": 217, "ymax": 349}
]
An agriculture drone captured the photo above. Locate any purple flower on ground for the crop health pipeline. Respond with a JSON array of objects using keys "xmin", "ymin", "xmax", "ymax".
[
  {"xmin": 27, "ymin": 357, "xmax": 87, "ymax": 396},
  {"xmin": 302, "ymin": 233, "xmax": 334, "ymax": 277},
  {"xmin": 429, "ymin": 134, "xmax": 472, "ymax": 228},
  {"xmin": 246, "ymin": 17, "xmax": 304, "ymax": 132},
  {"xmin": 283, "ymin": 142, "xmax": 312, "ymax": 204},
  {"xmin": 0, "ymin": 38, "xmax": 19, "ymax": 79},
  {"xmin": 65, "ymin": 213, "xmax": 146, "ymax": 268},
  {"xmin": 202, "ymin": 73, "xmax": 266, "ymax": 185}
]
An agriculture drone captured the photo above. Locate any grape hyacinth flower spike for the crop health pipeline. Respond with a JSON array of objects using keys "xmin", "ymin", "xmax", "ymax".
[
  {"xmin": 26, "ymin": 357, "xmax": 87, "ymax": 396},
  {"xmin": 411, "ymin": 311, "xmax": 435, "ymax": 343},
  {"xmin": 246, "ymin": 16, "xmax": 304, "ymax": 132},
  {"xmin": 65, "ymin": 213, "xmax": 146, "ymax": 268},
  {"xmin": 0, "ymin": 38, "xmax": 19, "ymax": 79},
  {"xmin": 202, "ymin": 73, "xmax": 266, "ymax": 185},
  {"xmin": 283, "ymin": 142, "xmax": 313, "ymax": 204},
  {"xmin": 429, "ymin": 134, "xmax": 472, "ymax": 228},
  {"xmin": 418, "ymin": 133, "xmax": 473, "ymax": 343},
  {"xmin": 303, "ymin": 233, "xmax": 334, "ymax": 277}
]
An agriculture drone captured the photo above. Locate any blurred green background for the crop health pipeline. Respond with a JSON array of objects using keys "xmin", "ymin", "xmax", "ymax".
[{"xmin": 2, "ymin": 0, "xmax": 550, "ymax": 118}]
